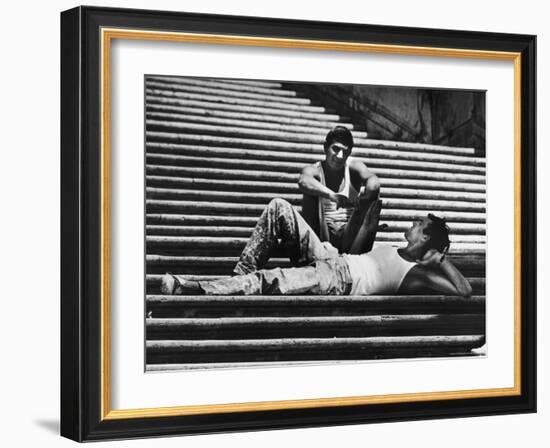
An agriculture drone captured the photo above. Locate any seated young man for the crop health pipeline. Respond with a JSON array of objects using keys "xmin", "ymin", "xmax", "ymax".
[
  {"xmin": 298, "ymin": 125, "xmax": 381, "ymax": 253},
  {"xmin": 160, "ymin": 198, "xmax": 472, "ymax": 297}
]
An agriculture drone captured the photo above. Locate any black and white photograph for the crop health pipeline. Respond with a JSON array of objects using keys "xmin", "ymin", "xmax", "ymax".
[
  {"xmin": 144, "ymin": 76, "xmax": 487, "ymax": 369},
  {"xmin": 54, "ymin": 3, "xmax": 537, "ymax": 443}
]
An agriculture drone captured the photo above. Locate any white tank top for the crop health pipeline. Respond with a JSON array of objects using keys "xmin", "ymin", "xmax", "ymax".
[
  {"xmin": 317, "ymin": 160, "xmax": 359, "ymax": 238},
  {"xmin": 343, "ymin": 245, "xmax": 417, "ymax": 295}
]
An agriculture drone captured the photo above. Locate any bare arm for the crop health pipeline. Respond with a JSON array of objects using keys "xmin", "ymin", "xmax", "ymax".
[
  {"xmin": 401, "ymin": 250, "xmax": 472, "ymax": 297},
  {"xmin": 349, "ymin": 159, "xmax": 379, "ymax": 196},
  {"xmin": 298, "ymin": 165, "xmax": 334, "ymax": 200},
  {"xmin": 439, "ymin": 257, "xmax": 473, "ymax": 296},
  {"xmin": 298, "ymin": 164, "xmax": 355, "ymax": 210}
]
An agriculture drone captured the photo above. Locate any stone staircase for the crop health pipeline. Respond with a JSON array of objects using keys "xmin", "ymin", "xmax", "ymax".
[{"xmin": 144, "ymin": 76, "xmax": 486, "ymax": 369}]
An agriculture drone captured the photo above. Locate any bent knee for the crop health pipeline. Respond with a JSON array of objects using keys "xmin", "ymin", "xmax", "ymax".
[{"xmin": 366, "ymin": 176, "xmax": 381, "ymax": 193}]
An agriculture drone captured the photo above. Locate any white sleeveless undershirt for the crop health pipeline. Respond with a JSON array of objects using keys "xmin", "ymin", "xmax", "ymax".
[
  {"xmin": 317, "ymin": 159, "xmax": 359, "ymax": 238},
  {"xmin": 343, "ymin": 245, "xmax": 417, "ymax": 295}
]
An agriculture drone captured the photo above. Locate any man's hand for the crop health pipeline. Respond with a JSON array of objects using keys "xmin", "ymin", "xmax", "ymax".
[
  {"xmin": 416, "ymin": 248, "xmax": 445, "ymax": 269},
  {"xmin": 330, "ymin": 192, "xmax": 356, "ymax": 209}
]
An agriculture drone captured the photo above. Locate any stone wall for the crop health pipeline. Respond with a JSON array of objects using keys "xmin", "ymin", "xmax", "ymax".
[{"xmin": 285, "ymin": 82, "xmax": 485, "ymax": 154}]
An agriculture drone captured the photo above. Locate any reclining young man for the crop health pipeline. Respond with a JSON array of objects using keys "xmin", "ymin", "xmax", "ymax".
[{"xmin": 160, "ymin": 198, "xmax": 472, "ymax": 297}]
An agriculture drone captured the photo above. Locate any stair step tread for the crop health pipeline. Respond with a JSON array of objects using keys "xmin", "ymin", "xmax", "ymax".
[
  {"xmin": 146, "ymin": 235, "xmax": 486, "ymax": 247},
  {"xmin": 146, "ymin": 187, "xmax": 486, "ymax": 210},
  {"xmin": 146, "ymin": 254, "xmax": 486, "ymax": 268},
  {"xmin": 146, "ymin": 200, "xmax": 487, "ymax": 221},
  {"xmin": 146, "ymin": 88, "xmax": 326, "ymax": 112},
  {"xmin": 146, "ymin": 135, "xmax": 484, "ymax": 173},
  {"xmin": 146, "ymin": 104, "xmax": 354, "ymax": 129},
  {"xmin": 145, "ymin": 291, "xmax": 485, "ymax": 314},
  {"xmin": 146, "ymin": 294, "xmax": 485, "ymax": 303},
  {"xmin": 147, "ymin": 315, "xmax": 484, "ymax": 339},
  {"xmin": 145, "ymin": 293, "xmax": 485, "ymax": 307},
  {"xmin": 147, "ymin": 335, "xmax": 485, "ymax": 351},
  {"xmin": 146, "ymin": 146, "xmax": 485, "ymax": 176},
  {"xmin": 147, "ymin": 95, "xmax": 343, "ymax": 120},
  {"xmin": 146, "ymin": 111, "xmax": 364, "ymax": 136},
  {"xmin": 146, "ymin": 80, "xmax": 312, "ymax": 104},
  {"xmin": 145, "ymin": 139, "xmax": 483, "ymax": 166},
  {"xmin": 144, "ymin": 107, "xmax": 475, "ymax": 156},
  {"xmin": 146, "ymin": 240, "xmax": 485, "ymax": 254},
  {"xmin": 145, "ymin": 226, "xmax": 486, "ymax": 242},
  {"xmin": 147, "ymin": 164, "xmax": 485, "ymax": 184},
  {"xmin": 147, "ymin": 76, "xmax": 298, "ymax": 96},
  {"xmin": 145, "ymin": 258, "xmax": 485, "ymax": 277},
  {"xmin": 148, "ymin": 314, "xmax": 483, "ymax": 324},
  {"xmin": 146, "ymin": 216, "xmax": 486, "ymax": 233},
  {"xmin": 147, "ymin": 214, "xmax": 259, "ymax": 226},
  {"xmin": 146, "ymin": 180, "xmax": 484, "ymax": 206},
  {"xmin": 146, "ymin": 275, "xmax": 485, "ymax": 285},
  {"xmin": 213, "ymin": 79, "xmax": 284, "ymax": 88},
  {"xmin": 146, "ymin": 121, "xmax": 371, "ymax": 144},
  {"xmin": 146, "ymin": 175, "xmax": 485, "ymax": 194}
]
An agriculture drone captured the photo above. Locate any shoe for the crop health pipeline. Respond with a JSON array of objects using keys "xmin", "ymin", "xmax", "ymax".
[
  {"xmin": 160, "ymin": 273, "xmax": 202, "ymax": 295},
  {"xmin": 160, "ymin": 273, "xmax": 181, "ymax": 295}
]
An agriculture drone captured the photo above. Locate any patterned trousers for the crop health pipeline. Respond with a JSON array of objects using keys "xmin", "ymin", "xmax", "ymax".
[{"xmin": 182, "ymin": 198, "xmax": 353, "ymax": 295}]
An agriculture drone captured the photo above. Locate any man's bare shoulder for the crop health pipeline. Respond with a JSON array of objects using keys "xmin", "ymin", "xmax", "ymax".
[{"xmin": 301, "ymin": 162, "xmax": 322, "ymax": 179}]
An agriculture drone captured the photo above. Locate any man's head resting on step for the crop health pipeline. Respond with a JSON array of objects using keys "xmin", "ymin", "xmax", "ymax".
[
  {"xmin": 405, "ymin": 213, "xmax": 451, "ymax": 257},
  {"xmin": 323, "ymin": 126, "xmax": 354, "ymax": 169}
]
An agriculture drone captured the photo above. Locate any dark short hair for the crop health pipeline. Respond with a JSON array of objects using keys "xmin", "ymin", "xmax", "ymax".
[
  {"xmin": 324, "ymin": 126, "xmax": 354, "ymax": 150},
  {"xmin": 424, "ymin": 213, "xmax": 451, "ymax": 253}
]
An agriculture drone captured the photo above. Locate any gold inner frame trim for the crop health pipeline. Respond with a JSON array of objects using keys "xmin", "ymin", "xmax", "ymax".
[{"xmin": 100, "ymin": 27, "xmax": 522, "ymax": 421}]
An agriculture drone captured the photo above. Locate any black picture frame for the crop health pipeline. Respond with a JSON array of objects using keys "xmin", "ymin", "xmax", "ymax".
[{"xmin": 61, "ymin": 5, "xmax": 536, "ymax": 442}]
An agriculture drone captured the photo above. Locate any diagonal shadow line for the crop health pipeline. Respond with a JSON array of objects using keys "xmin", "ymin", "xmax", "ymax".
[{"xmin": 33, "ymin": 419, "xmax": 59, "ymax": 435}]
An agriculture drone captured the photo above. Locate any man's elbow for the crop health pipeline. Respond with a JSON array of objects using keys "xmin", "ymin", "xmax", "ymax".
[
  {"xmin": 298, "ymin": 174, "xmax": 312, "ymax": 193},
  {"xmin": 457, "ymin": 282, "xmax": 473, "ymax": 297}
]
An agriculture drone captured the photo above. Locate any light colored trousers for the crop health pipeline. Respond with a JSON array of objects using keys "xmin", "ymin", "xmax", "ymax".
[{"xmin": 178, "ymin": 198, "xmax": 353, "ymax": 295}]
